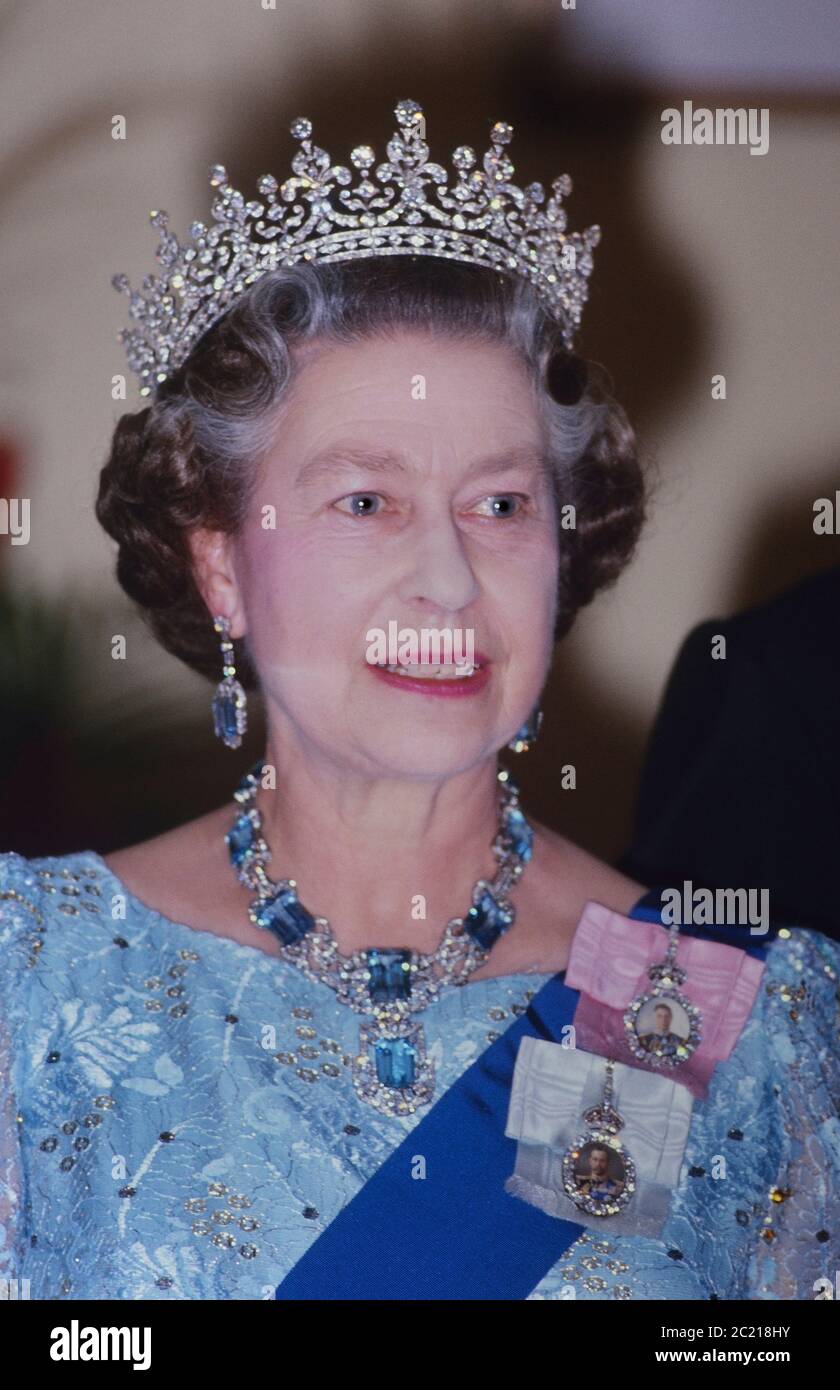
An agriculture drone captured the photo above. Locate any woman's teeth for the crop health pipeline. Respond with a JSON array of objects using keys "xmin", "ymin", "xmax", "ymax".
[{"xmin": 380, "ymin": 662, "xmax": 479, "ymax": 680}]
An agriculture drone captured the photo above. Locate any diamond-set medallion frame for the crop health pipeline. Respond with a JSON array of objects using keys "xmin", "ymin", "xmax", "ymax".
[
  {"xmin": 561, "ymin": 1128, "xmax": 637, "ymax": 1219},
  {"xmin": 623, "ymin": 987, "xmax": 702, "ymax": 1069}
]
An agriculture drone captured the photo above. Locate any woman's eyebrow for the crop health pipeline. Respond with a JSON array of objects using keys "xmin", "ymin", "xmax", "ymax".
[
  {"xmin": 463, "ymin": 445, "xmax": 552, "ymax": 481},
  {"xmin": 295, "ymin": 443, "xmax": 551, "ymax": 487},
  {"xmin": 295, "ymin": 447, "xmax": 409, "ymax": 487}
]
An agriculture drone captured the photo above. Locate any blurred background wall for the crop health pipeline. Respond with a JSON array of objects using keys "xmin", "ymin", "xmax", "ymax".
[{"xmin": 1, "ymin": 0, "xmax": 838, "ymax": 859}]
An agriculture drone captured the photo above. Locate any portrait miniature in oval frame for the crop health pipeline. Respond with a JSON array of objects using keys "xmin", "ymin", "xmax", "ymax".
[
  {"xmin": 624, "ymin": 988, "xmax": 702, "ymax": 1068},
  {"xmin": 561, "ymin": 1131, "xmax": 636, "ymax": 1218}
]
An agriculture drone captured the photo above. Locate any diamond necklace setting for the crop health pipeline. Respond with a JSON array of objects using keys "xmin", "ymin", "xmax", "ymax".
[{"xmin": 225, "ymin": 759, "xmax": 534, "ymax": 1116}]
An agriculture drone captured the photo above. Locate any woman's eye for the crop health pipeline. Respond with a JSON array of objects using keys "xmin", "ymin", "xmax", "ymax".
[
  {"xmin": 332, "ymin": 492, "xmax": 527, "ymax": 519},
  {"xmin": 474, "ymin": 494, "xmax": 526, "ymax": 518},
  {"xmin": 334, "ymin": 493, "xmax": 384, "ymax": 517}
]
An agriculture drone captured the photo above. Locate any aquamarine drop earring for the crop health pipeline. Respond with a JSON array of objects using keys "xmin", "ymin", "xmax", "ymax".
[
  {"xmin": 211, "ymin": 614, "xmax": 248, "ymax": 748},
  {"xmin": 507, "ymin": 706, "xmax": 543, "ymax": 753}
]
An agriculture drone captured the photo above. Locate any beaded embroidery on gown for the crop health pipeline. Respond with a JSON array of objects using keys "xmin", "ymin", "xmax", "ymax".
[{"xmin": 1, "ymin": 848, "xmax": 838, "ymax": 1300}]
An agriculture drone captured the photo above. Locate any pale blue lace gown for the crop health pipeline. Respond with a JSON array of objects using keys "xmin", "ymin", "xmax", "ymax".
[{"xmin": 1, "ymin": 848, "xmax": 838, "ymax": 1300}]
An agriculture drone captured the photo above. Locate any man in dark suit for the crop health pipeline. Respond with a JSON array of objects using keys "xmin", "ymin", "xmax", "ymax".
[{"xmin": 618, "ymin": 566, "xmax": 840, "ymax": 940}]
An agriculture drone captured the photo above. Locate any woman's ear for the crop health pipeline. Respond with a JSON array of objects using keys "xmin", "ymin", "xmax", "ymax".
[{"xmin": 187, "ymin": 528, "xmax": 248, "ymax": 640}]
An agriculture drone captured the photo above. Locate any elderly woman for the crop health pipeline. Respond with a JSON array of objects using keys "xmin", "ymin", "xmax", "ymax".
[{"xmin": 1, "ymin": 100, "xmax": 837, "ymax": 1302}]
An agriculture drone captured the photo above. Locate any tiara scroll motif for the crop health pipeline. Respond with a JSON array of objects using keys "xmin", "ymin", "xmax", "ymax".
[{"xmin": 112, "ymin": 98, "xmax": 601, "ymax": 397}]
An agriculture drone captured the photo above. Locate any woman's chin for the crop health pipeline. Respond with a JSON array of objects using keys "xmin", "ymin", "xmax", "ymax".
[{"xmin": 352, "ymin": 727, "xmax": 500, "ymax": 779}]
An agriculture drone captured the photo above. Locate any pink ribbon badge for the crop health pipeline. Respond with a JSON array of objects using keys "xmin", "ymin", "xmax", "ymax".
[{"xmin": 565, "ymin": 900, "xmax": 766, "ymax": 1099}]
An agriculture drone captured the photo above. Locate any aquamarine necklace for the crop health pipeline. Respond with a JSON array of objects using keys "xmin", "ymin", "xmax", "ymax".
[{"xmin": 225, "ymin": 760, "xmax": 533, "ymax": 1116}]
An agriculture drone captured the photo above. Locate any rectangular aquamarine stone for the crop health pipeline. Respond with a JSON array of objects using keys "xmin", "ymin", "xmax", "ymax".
[
  {"xmin": 374, "ymin": 1037, "xmax": 417, "ymax": 1088},
  {"xmin": 465, "ymin": 888, "xmax": 514, "ymax": 950},
  {"xmin": 225, "ymin": 813, "xmax": 254, "ymax": 867},
  {"xmin": 366, "ymin": 948, "xmax": 412, "ymax": 1002},
  {"xmin": 504, "ymin": 805, "xmax": 533, "ymax": 862},
  {"xmin": 212, "ymin": 692, "xmax": 239, "ymax": 742},
  {"xmin": 254, "ymin": 888, "xmax": 315, "ymax": 946}
]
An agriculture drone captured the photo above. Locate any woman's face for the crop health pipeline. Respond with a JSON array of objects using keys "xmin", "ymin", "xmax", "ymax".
[{"xmin": 225, "ymin": 329, "xmax": 559, "ymax": 780}]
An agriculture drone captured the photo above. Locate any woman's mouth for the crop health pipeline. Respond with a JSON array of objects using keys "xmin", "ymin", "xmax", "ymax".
[{"xmin": 367, "ymin": 654, "xmax": 492, "ymax": 698}]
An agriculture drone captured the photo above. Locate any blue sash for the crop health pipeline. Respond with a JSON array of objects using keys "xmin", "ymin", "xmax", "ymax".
[{"xmin": 275, "ymin": 891, "xmax": 775, "ymax": 1300}]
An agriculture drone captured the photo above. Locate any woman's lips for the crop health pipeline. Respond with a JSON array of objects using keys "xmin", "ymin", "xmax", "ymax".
[{"xmin": 366, "ymin": 653, "xmax": 492, "ymax": 699}]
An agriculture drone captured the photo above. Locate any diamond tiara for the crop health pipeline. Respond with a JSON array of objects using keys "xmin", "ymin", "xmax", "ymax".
[{"xmin": 112, "ymin": 97, "xmax": 601, "ymax": 398}]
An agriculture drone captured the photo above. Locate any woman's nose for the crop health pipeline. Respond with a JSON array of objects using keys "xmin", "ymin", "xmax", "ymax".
[{"xmin": 394, "ymin": 511, "xmax": 480, "ymax": 616}]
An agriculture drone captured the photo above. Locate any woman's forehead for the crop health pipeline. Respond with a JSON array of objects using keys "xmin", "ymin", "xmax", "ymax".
[
  {"xmin": 289, "ymin": 329, "xmax": 532, "ymax": 394},
  {"xmin": 275, "ymin": 334, "xmax": 542, "ymax": 457}
]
